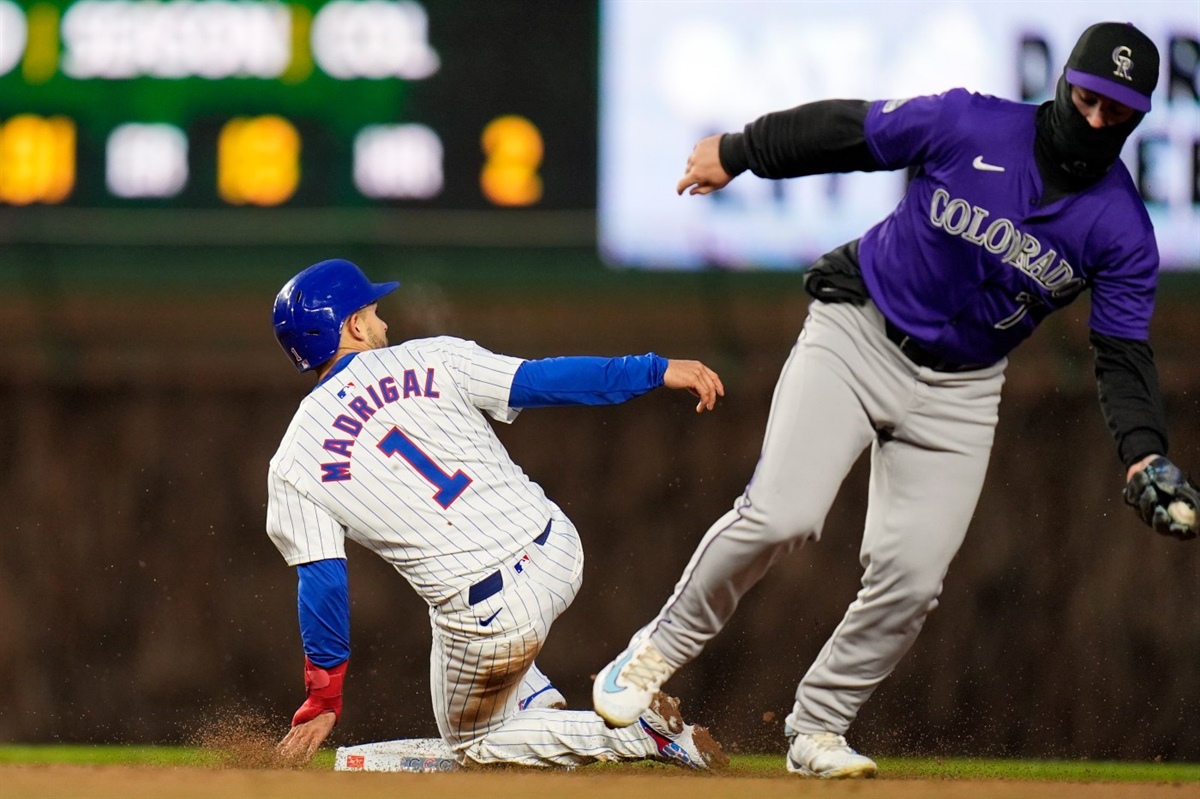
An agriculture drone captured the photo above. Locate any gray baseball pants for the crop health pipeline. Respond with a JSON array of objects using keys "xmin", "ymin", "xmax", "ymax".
[{"xmin": 645, "ymin": 298, "xmax": 1006, "ymax": 735}]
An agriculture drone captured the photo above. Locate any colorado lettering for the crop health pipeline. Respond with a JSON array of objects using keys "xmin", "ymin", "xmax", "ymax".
[
  {"xmin": 928, "ymin": 188, "xmax": 1084, "ymax": 296},
  {"xmin": 319, "ymin": 368, "xmax": 440, "ymax": 482}
]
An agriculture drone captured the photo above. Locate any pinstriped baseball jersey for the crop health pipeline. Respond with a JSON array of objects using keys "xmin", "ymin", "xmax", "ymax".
[{"xmin": 266, "ymin": 336, "xmax": 554, "ymax": 605}]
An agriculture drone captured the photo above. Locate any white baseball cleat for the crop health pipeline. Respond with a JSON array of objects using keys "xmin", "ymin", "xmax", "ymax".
[
  {"xmin": 592, "ymin": 636, "xmax": 676, "ymax": 728},
  {"xmin": 639, "ymin": 692, "xmax": 729, "ymax": 770},
  {"xmin": 786, "ymin": 732, "xmax": 878, "ymax": 779}
]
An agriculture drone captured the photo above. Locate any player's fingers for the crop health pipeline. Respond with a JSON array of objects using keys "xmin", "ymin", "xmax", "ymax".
[
  {"xmin": 664, "ymin": 360, "xmax": 723, "ymax": 410},
  {"xmin": 707, "ymin": 366, "xmax": 725, "ymax": 398},
  {"xmin": 304, "ymin": 734, "xmax": 321, "ymax": 761},
  {"xmin": 693, "ymin": 371, "xmax": 723, "ymax": 412},
  {"xmin": 277, "ymin": 730, "xmax": 303, "ymax": 762},
  {"xmin": 282, "ymin": 728, "xmax": 317, "ymax": 765},
  {"xmin": 676, "ymin": 175, "xmax": 697, "ymax": 195},
  {"xmin": 697, "ymin": 366, "xmax": 723, "ymax": 403}
]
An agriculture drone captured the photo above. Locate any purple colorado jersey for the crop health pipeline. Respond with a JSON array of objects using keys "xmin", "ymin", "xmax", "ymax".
[{"xmin": 859, "ymin": 89, "xmax": 1158, "ymax": 366}]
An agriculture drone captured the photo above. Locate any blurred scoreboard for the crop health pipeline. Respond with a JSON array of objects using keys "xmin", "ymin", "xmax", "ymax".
[{"xmin": 0, "ymin": 0, "xmax": 596, "ymax": 210}]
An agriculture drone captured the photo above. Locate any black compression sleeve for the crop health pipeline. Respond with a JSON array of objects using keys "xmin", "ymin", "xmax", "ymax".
[
  {"xmin": 718, "ymin": 99, "xmax": 882, "ymax": 179},
  {"xmin": 1091, "ymin": 331, "xmax": 1169, "ymax": 466}
]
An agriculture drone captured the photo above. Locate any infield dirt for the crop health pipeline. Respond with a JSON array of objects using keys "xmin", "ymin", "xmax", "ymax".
[{"xmin": 4, "ymin": 765, "xmax": 1197, "ymax": 799}]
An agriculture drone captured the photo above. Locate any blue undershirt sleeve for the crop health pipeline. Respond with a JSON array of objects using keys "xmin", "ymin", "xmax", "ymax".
[
  {"xmin": 297, "ymin": 558, "xmax": 350, "ymax": 668},
  {"xmin": 509, "ymin": 353, "xmax": 668, "ymax": 408}
]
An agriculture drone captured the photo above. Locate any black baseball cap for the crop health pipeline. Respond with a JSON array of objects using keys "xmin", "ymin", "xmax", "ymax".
[{"xmin": 1065, "ymin": 22, "xmax": 1159, "ymax": 112}]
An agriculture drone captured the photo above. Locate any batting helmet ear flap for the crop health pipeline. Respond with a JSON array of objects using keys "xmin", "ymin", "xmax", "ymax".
[{"xmin": 273, "ymin": 259, "xmax": 400, "ymax": 373}]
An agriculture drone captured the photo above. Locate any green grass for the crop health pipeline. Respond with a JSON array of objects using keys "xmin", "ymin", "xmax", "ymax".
[
  {"xmin": 0, "ymin": 745, "xmax": 334, "ymax": 770},
  {"xmin": 873, "ymin": 756, "xmax": 1199, "ymax": 783},
  {"xmin": 0, "ymin": 746, "xmax": 1196, "ymax": 783}
]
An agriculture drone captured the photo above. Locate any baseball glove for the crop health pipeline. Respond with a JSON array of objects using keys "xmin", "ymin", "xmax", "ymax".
[{"xmin": 1123, "ymin": 456, "xmax": 1200, "ymax": 541}]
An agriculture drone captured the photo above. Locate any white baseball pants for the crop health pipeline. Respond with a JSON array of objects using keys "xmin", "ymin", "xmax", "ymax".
[{"xmin": 430, "ymin": 504, "xmax": 659, "ymax": 766}]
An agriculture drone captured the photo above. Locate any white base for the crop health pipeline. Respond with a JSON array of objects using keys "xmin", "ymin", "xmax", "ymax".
[{"xmin": 334, "ymin": 738, "xmax": 461, "ymax": 772}]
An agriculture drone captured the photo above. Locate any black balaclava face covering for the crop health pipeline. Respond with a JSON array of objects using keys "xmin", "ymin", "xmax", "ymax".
[
  {"xmin": 1035, "ymin": 74, "xmax": 1143, "ymax": 182},
  {"xmin": 1035, "ymin": 21, "xmax": 1158, "ymax": 185}
]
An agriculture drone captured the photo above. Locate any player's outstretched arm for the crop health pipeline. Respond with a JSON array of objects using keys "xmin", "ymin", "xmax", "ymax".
[
  {"xmin": 664, "ymin": 359, "xmax": 725, "ymax": 413},
  {"xmin": 677, "ymin": 134, "xmax": 732, "ymax": 196},
  {"xmin": 510, "ymin": 352, "xmax": 720, "ymax": 409},
  {"xmin": 678, "ymin": 101, "xmax": 880, "ymax": 196},
  {"xmin": 276, "ymin": 656, "xmax": 347, "ymax": 765},
  {"xmin": 275, "ymin": 558, "xmax": 351, "ymax": 764}
]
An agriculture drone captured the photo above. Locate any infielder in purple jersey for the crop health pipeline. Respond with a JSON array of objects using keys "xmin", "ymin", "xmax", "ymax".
[
  {"xmin": 593, "ymin": 21, "xmax": 1198, "ymax": 779},
  {"xmin": 267, "ymin": 258, "xmax": 729, "ymax": 769}
]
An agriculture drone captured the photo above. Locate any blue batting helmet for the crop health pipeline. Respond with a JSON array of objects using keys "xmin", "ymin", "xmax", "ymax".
[{"xmin": 272, "ymin": 259, "xmax": 399, "ymax": 372}]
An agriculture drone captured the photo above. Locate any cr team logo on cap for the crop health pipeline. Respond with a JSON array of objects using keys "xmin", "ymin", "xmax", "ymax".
[{"xmin": 1112, "ymin": 46, "xmax": 1133, "ymax": 80}]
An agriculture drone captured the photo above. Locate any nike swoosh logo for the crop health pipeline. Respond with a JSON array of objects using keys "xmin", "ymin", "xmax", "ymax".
[
  {"xmin": 972, "ymin": 155, "xmax": 1005, "ymax": 172},
  {"xmin": 601, "ymin": 650, "xmax": 634, "ymax": 694},
  {"xmin": 518, "ymin": 684, "xmax": 554, "ymax": 710},
  {"xmin": 478, "ymin": 608, "xmax": 502, "ymax": 626}
]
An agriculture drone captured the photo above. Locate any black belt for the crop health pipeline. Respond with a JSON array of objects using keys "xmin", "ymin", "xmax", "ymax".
[
  {"xmin": 467, "ymin": 520, "xmax": 552, "ymax": 605},
  {"xmin": 884, "ymin": 320, "xmax": 990, "ymax": 373}
]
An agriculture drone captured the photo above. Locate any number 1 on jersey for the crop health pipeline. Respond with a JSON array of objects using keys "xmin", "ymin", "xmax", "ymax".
[{"xmin": 377, "ymin": 427, "xmax": 472, "ymax": 508}]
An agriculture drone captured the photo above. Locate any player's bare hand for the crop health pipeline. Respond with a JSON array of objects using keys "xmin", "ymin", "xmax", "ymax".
[
  {"xmin": 676, "ymin": 135, "xmax": 733, "ymax": 196},
  {"xmin": 277, "ymin": 711, "xmax": 336, "ymax": 766},
  {"xmin": 664, "ymin": 359, "xmax": 725, "ymax": 413}
]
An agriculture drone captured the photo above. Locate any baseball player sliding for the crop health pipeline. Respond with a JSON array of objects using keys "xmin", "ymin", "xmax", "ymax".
[
  {"xmin": 267, "ymin": 258, "xmax": 728, "ymax": 770},
  {"xmin": 593, "ymin": 21, "xmax": 1198, "ymax": 779}
]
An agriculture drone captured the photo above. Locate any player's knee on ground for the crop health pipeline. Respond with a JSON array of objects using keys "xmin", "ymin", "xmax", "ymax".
[{"xmin": 443, "ymin": 633, "xmax": 542, "ymax": 747}]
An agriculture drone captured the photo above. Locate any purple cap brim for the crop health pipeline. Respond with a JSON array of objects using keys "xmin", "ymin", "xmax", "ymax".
[{"xmin": 1066, "ymin": 68, "xmax": 1151, "ymax": 112}]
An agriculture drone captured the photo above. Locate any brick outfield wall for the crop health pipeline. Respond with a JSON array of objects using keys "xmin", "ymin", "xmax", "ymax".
[{"xmin": 1, "ymin": 287, "xmax": 1196, "ymax": 759}]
